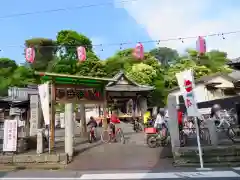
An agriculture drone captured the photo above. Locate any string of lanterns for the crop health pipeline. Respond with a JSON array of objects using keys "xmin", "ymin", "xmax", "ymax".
[{"xmin": 22, "ymin": 29, "xmax": 240, "ymax": 63}]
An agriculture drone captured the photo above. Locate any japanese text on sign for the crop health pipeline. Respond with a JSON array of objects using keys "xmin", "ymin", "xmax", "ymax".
[
  {"xmin": 186, "ymin": 99, "xmax": 193, "ymax": 108},
  {"xmin": 3, "ymin": 120, "xmax": 18, "ymax": 152}
]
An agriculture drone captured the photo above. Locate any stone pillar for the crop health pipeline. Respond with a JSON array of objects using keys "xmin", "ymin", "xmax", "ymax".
[
  {"xmin": 79, "ymin": 104, "xmax": 87, "ymax": 136},
  {"xmin": 167, "ymin": 95, "xmax": 180, "ymax": 149},
  {"xmin": 205, "ymin": 120, "xmax": 218, "ymax": 146},
  {"xmin": 139, "ymin": 96, "xmax": 147, "ymax": 117},
  {"xmin": 60, "ymin": 112, "xmax": 65, "ymax": 128},
  {"xmin": 36, "ymin": 128, "xmax": 44, "ymax": 154},
  {"xmin": 29, "ymin": 95, "xmax": 41, "ymax": 136},
  {"xmin": 65, "ymin": 103, "xmax": 74, "ymax": 159}
]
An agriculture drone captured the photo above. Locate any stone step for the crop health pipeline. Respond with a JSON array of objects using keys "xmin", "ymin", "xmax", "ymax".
[
  {"xmin": 174, "ymin": 161, "xmax": 240, "ymax": 167},
  {"xmin": 175, "ymin": 155, "xmax": 240, "ymax": 164},
  {"xmin": 176, "ymin": 145, "xmax": 240, "ymax": 156}
]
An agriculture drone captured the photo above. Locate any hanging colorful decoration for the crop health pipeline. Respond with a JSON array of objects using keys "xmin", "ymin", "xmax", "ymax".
[
  {"xmin": 133, "ymin": 42, "xmax": 144, "ymax": 59},
  {"xmin": 196, "ymin": 36, "xmax": 206, "ymax": 54},
  {"xmin": 77, "ymin": 46, "xmax": 86, "ymax": 62},
  {"xmin": 25, "ymin": 47, "xmax": 35, "ymax": 63}
]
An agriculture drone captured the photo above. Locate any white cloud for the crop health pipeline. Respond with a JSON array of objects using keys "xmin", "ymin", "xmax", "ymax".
[{"xmin": 119, "ymin": 0, "xmax": 240, "ymax": 58}]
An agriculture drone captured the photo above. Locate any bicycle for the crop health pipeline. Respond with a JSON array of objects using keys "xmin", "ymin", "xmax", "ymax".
[
  {"xmin": 101, "ymin": 124, "xmax": 125, "ymax": 144},
  {"xmin": 215, "ymin": 110, "xmax": 237, "ymax": 142},
  {"xmin": 88, "ymin": 126, "xmax": 97, "ymax": 143}
]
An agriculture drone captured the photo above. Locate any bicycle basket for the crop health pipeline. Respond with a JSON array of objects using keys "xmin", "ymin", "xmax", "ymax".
[{"xmin": 144, "ymin": 127, "xmax": 157, "ymax": 134}]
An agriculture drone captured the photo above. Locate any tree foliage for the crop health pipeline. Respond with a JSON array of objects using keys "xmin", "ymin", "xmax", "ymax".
[
  {"xmin": 25, "ymin": 38, "xmax": 57, "ymax": 71},
  {"xmin": 0, "ymin": 30, "xmax": 233, "ymax": 107}
]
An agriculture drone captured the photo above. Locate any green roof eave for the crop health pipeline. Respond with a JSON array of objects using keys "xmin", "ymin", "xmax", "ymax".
[{"xmin": 35, "ymin": 72, "xmax": 116, "ymax": 86}]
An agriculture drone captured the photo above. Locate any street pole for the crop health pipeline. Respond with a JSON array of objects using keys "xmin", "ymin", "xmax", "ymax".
[{"xmin": 194, "ymin": 117, "xmax": 204, "ymax": 169}]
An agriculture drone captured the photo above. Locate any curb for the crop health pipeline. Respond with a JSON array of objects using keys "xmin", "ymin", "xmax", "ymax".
[{"xmin": 0, "ymin": 164, "xmax": 65, "ymax": 171}]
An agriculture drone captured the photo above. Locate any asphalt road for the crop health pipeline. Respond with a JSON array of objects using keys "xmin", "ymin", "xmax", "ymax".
[{"xmin": 0, "ymin": 169, "xmax": 240, "ymax": 179}]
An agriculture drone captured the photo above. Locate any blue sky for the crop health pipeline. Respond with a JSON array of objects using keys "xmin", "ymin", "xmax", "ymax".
[
  {"xmin": 1, "ymin": 0, "xmax": 240, "ymax": 64},
  {"xmin": 0, "ymin": 0, "xmax": 154, "ymax": 64}
]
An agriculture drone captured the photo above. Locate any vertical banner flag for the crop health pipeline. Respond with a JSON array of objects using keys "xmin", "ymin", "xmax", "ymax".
[
  {"xmin": 133, "ymin": 43, "xmax": 144, "ymax": 59},
  {"xmin": 196, "ymin": 36, "xmax": 206, "ymax": 54},
  {"xmin": 77, "ymin": 46, "xmax": 86, "ymax": 62},
  {"xmin": 175, "ymin": 69, "xmax": 199, "ymax": 117},
  {"xmin": 25, "ymin": 47, "xmax": 35, "ymax": 63},
  {"xmin": 38, "ymin": 82, "xmax": 50, "ymax": 125}
]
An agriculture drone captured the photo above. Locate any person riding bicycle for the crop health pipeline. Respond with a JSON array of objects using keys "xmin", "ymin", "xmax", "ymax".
[
  {"xmin": 177, "ymin": 105, "xmax": 184, "ymax": 132},
  {"xmin": 109, "ymin": 112, "xmax": 121, "ymax": 136},
  {"xmin": 154, "ymin": 108, "xmax": 166, "ymax": 132},
  {"xmin": 210, "ymin": 104, "xmax": 222, "ymax": 126},
  {"xmin": 210, "ymin": 104, "xmax": 222, "ymax": 118},
  {"xmin": 87, "ymin": 116, "xmax": 98, "ymax": 132}
]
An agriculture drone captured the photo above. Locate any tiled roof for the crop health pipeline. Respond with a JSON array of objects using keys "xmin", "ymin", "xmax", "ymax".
[
  {"xmin": 168, "ymin": 72, "xmax": 238, "ymax": 92},
  {"xmin": 228, "ymin": 57, "xmax": 240, "ymax": 64},
  {"xmin": 106, "ymin": 71, "xmax": 154, "ymax": 92}
]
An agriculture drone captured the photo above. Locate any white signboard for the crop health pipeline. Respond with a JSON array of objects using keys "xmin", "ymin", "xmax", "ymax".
[
  {"xmin": 38, "ymin": 82, "xmax": 50, "ymax": 125},
  {"xmin": 3, "ymin": 120, "xmax": 18, "ymax": 152},
  {"xmin": 30, "ymin": 95, "xmax": 39, "ymax": 136},
  {"xmin": 175, "ymin": 69, "xmax": 204, "ymax": 169},
  {"xmin": 176, "ymin": 69, "xmax": 200, "ymax": 117}
]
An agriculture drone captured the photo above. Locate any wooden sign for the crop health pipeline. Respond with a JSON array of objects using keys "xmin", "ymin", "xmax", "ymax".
[
  {"xmin": 55, "ymin": 85, "xmax": 103, "ymax": 102},
  {"xmin": 3, "ymin": 120, "xmax": 18, "ymax": 152}
]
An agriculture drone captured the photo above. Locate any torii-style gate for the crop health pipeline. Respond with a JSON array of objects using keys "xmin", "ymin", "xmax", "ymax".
[{"xmin": 35, "ymin": 72, "xmax": 116, "ymax": 154}]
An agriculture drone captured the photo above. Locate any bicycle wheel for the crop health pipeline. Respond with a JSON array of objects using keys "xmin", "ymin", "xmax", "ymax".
[
  {"xmin": 179, "ymin": 131, "xmax": 187, "ymax": 147},
  {"xmin": 101, "ymin": 130, "xmax": 111, "ymax": 143},
  {"xmin": 159, "ymin": 127, "xmax": 168, "ymax": 141},
  {"xmin": 116, "ymin": 128, "xmax": 125, "ymax": 144},
  {"xmin": 88, "ymin": 131, "xmax": 93, "ymax": 143},
  {"xmin": 227, "ymin": 127, "xmax": 236, "ymax": 142}
]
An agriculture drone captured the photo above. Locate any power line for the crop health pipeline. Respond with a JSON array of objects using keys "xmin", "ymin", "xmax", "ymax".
[
  {"xmin": 0, "ymin": 0, "xmax": 140, "ymax": 19},
  {"xmin": 1, "ymin": 29, "xmax": 240, "ymax": 50}
]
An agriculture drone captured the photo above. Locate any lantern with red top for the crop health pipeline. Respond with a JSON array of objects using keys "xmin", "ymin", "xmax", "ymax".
[
  {"xmin": 196, "ymin": 36, "xmax": 206, "ymax": 55},
  {"xmin": 133, "ymin": 42, "xmax": 144, "ymax": 60},
  {"xmin": 25, "ymin": 47, "xmax": 35, "ymax": 63},
  {"xmin": 76, "ymin": 46, "xmax": 86, "ymax": 62}
]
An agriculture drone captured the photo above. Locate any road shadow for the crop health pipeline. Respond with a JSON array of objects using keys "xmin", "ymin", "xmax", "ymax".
[{"xmin": 73, "ymin": 141, "xmax": 104, "ymax": 156}]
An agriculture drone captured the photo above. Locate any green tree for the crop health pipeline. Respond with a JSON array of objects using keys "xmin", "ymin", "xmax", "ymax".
[
  {"xmin": 127, "ymin": 63, "xmax": 157, "ymax": 85},
  {"xmin": 149, "ymin": 47, "xmax": 179, "ymax": 66},
  {"xmin": 25, "ymin": 38, "xmax": 57, "ymax": 71},
  {"xmin": 76, "ymin": 52, "xmax": 106, "ymax": 77},
  {"xmin": 56, "ymin": 30, "xmax": 93, "ymax": 60},
  {"xmin": 11, "ymin": 66, "xmax": 36, "ymax": 87},
  {"xmin": 187, "ymin": 49, "xmax": 231, "ymax": 73},
  {"xmin": 0, "ymin": 58, "xmax": 18, "ymax": 96}
]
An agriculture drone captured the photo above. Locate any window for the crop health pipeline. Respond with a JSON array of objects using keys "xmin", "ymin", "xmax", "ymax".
[{"xmin": 223, "ymin": 88, "xmax": 236, "ymax": 95}]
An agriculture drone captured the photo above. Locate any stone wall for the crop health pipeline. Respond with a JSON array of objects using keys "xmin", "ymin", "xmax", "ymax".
[
  {"xmin": 0, "ymin": 153, "xmax": 68, "ymax": 164},
  {"xmin": 173, "ymin": 145, "xmax": 240, "ymax": 167}
]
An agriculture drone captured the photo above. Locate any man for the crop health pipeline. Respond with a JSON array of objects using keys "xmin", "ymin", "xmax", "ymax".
[
  {"xmin": 87, "ymin": 116, "xmax": 98, "ymax": 139},
  {"xmin": 110, "ymin": 112, "xmax": 120, "ymax": 135},
  {"xmin": 87, "ymin": 116, "xmax": 98, "ymax": 129},
  {"xmin": 177, "ymin": 105, "xmax": 183, "ymax": 131},
  {"xmin": 143, "ymin": 111, "xmax": 151, "ymax": 125},
  {"xmin": 154, "ymin": 108, "xmax": 165, "ymax": 131}
]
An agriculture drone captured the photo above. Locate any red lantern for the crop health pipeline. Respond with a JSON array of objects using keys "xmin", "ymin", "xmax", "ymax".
[
  {"xmin": 25, "ymin": 47, "xmax": 35, "ymax": 63},
  {"xmin": 77, "ymin": 46, "xmax": 86, "ymax": 62},
  {"xmin": 133, "ymin": 43, "xmax": 144, "ymax": 59},
  {"xmin": 196, "ymin": 36, "xmax": 206, "ymax": 54}
]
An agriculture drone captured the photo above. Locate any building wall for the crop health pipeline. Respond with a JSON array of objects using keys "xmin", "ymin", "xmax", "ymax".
[
  {"xmin": 169, "ymin": 76, "xmax": 235, "ymax": 104},
  {"xmin": 8, "ymin": 87, "xmax": 38, "ymax": 100}
]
